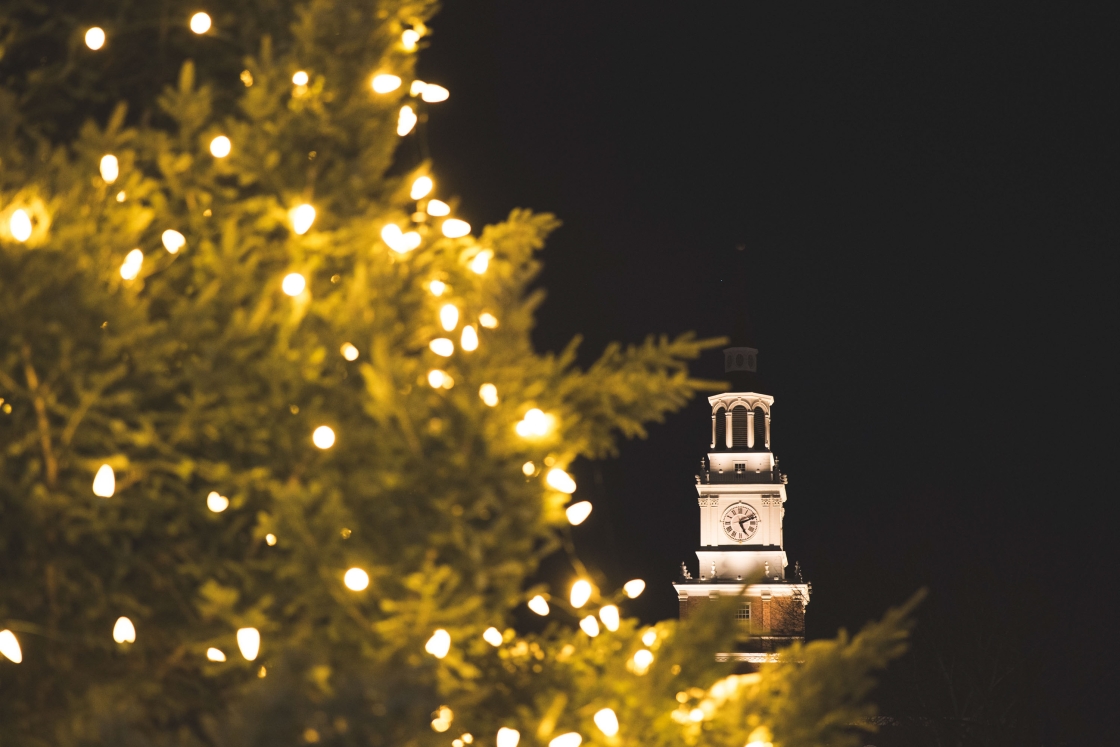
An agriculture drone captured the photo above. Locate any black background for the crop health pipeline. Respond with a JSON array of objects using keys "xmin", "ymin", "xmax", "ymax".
[{"xmin": 418, "ymin": 1, "xmax": 1118, "ymax": 742}]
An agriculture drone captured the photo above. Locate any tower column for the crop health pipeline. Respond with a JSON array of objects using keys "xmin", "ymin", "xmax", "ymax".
[
  {"xmin": 710, "ymin": 414, "xmax": 716, "ymax": 448},
  {"xmin": 765, "ymin": 413, "xmax": 771, "ymax": 448},
  {"xmin": 747, "ymin": 410, "xmax": 755, "ymax": 448},
  {"xmin": 725, "ymin": 410, "xmax": 734, "ymax": 448}
]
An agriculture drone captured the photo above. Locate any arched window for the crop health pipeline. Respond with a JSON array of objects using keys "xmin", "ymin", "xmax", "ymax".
[
  {"xmin": 714, "ymin": 407, "xmax": 726, "ymax": 449},
  {"xmin": 754, "ymin": 407, "xmax": 767, "ymax": 449},
  {"xmin": 732, "ymin": 406, "xmax": 749, "ymax": 448}
]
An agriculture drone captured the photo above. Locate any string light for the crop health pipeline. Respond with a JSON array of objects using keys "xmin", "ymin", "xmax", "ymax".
[
  {"xmin": 344, "ymin": 567, "xmax": 370, "ymax": 591},
  {"xmin": 641, "ymin": 629, "xmax": 657, "ymax": 646},
  {"xmin": 236, "ymin": 628, "xmax": 260, "ymax": 661},
  {"xmin": 483, "ymin": 627, "xmax": 503, "ymax": 646},
  {"xmin": 381, "ymin": 223, "xmax": 420, "ymax": 253},
  {"xmin": 161, "ymin": 229, "xmax": 185, "ymax": 254},
  {"xmin": 112, "ymin": 617, "xmax": 136, "ymax": 644},
  {"xmin": 496, "ymin": 728, "xmax": 520, "ymax": 747},
  {"xmin": 402, "ymin": 28, "xmax": 421, "ymax": 51},
  {"xmin": 441, "ymin": 218, "xmax": 471, "ymax": 238},
  {"xmin": 189, "ymin": 12, "xmax": 212, "ymax": 34},
  {"xmin": 292, "ymin": 70, "xmax": 309, "ymax": 86},
  {"xmin": 570, "ymin": 580, "xmax": 592, "ymax": 608},
  {"xmin": 240, "ymin": 70, "xmax": 253, "ymax": 86},
  {"xmin": 410, "ymin": 175, "xmax": 434, "ymax": 200},
  {"xmin": 431, "ymin": 706, "xmax": 453, "ymax": 732},
  {"xmin": 468, "ymin": 249, "xmax": 492, "ymax": 274},
  {"xmin": 428, "ymin": 369, "xmax": 454, "ymax": 389},
  {"xmin": 549, "ymin": 734, "xmax": 582, "ymax": 747},
  {"xmin": 460, "ymin": 325, "xmax": 478, "ymax": 351},
  {"xmin": 426, "ymin": 199, "xmax": 450, "ymax": 216},
  {"xmin": 0, "ymin": 630, "xmax": 23, "ymax": 663},
  {"xmin": 92, "ymin": 464, "xmax": 115, "ymax": 498},
  {"xmin": 428, "ymin": 280, "xmax": 447, "ymax": 296},
  {"xmin": 598, "ymin": 605, "xmax": 620, "ymax": 632},
  {"xmin": 579, "ymin": 615, "xmax": 600, "ymax": 637},
  {"xmin": 479, "ymin": 383, "xmax": 499, "ymax": 406},
  {"xmin": 421, "ymin": 84, "xmax": 450, "ymax": 103},
  {"xmin": 631, "ymin": 648, "xmax": 654, "ymax": 675},
  {"xmin": 312, "ymin": 426, "xmax": 336, "ymax": 449},
  {"xmin": 340, "ymin": 343, "xmax": 359, "ymax": 361},
  {"xmin": 265, "ymin": 533, "xmax": 277, "ymax": 546},
  {"xmin": 522, "ymin": 461, "xmax": 535, "ymax": 476},
  {"xmin": 289, "ymin": 204, "xmax": 316, "ymax": 235},
  {"xmin": 547, "ymin": 468, "xmax": 577, "ymax": 494},
  {"xmin": 206, "ymin": 647, "xmax": 226, "ymax": 662},
  {"xmin": 206, "ymin": 491, "xmax": 229, "ymax": 512},
  {"xmin": 410, "ymin": 80, "xmax": 428, "ymax": 96},
  {"xmin": 565, "ymin": 501, "xmax": 592, "ymax": 526},
  {"xmin": 516, "ymin": 408, "xmax": 552, "ymax": 438},
  {"xmin": 85, "ymin": 27, "xmax": 106, "ymax": 50},
  {"xmin": 209, "ymin": 135, "xmax": 231, "ymax": 158},
  {"xmin": 429, "ymin": 338, "xmax": 454, "ymax": 357},
  {"xmin": 281, "ymin": 272, "xmax": 307, "ymax": 296},
  {"xmin": 398, "ymin": 105, "xmax": 417, "ymax": 136},
  {"xmin": 425, "ymin": 629, "xmax": 451, "ymax": 659},
  {"xmin": 439, "ymin": 303, "xmax": 460, "ymax": 331},
  {"xmin": 479, "ymin": 312, "xmax": 498, "ymax": 329},
  {"xmin": 624, "ymin": 579, "xmax": 646, "ymax": 598},
  {"xmin": 372, "ymin": 74, "xmax": 402, "ymax": 93},
  {"xmin": 527, "ymin": 595, "xmax": 549, "ymax": 616},
  {"xmin": 593, "ymin": 708, "xmax": 619, "ymax": 737},
  {"xmin": 119, "ymin": 249, "xmax": 143, "ymax": 280},
  {"xmin": 99, "ymin": 154, "xmax": 119, "ymax": 183}
]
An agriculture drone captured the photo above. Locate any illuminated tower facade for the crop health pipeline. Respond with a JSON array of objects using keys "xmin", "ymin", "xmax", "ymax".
[{"xmin": 673, "ymin": 345, "xmax": 810, "ymax": 664}]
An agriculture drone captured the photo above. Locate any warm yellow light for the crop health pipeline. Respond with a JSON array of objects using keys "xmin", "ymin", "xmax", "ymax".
[
  {"xmin": 579, "ymin": 615, "xmax": 600, "ymax": 637},
  {"xmin": 599, "ymin": 605, "xmax": 620, "ymax": 632},
  {"xmin": 240, "ymin": 70, "xmax": 253, "ymax": 86},
  {"xmin": 397, "ymin": 105, "xmax": 417, "ymax": 136},
  {"xmin": 565, "ymin": 501, "xmax": 592, "ymax": 526},
  {"xmin": 402, "ymin": 28, "xmax": 421, "ymax": 51},
  {"xmin": 425, "ymin": 629, "xmax": 451, "ymax": 659},
  {"xmin": 428, "ymin": 369, "xmax": 454, "ymax": 389},
  {"xmin": 428, "ymin": 280, "xmax": 447, "ymax": 296},
  {"xmin": 689, "ymin": 708, "xmax": 704, "ymax": 723},
  {"xmin": 8, "ymin": 209, "xmax": 32, "ymax": 242},
  {"xmin": 206, "ymin": 647, "xmax": 226, "ymax": 662},
  {"xmin": 431, "ymin": 706, "xmax": 454, "ymax": 732},
  {"xmin": 93, "ymin": 464, "xmax": 115, "ymax": 498},
  {"xmin": 593, "ymin": 708, "xmax": 619, "ymax": 737},
  {"xmin": 189, "ymin": 12, "xmax": 212, "ymax": 34},
  {"xmin": 641, "ymin": 629, "xmax": 657, "ymax": 646},
  {"xmin": 483, "ymin": 627, "xmax": 503, "ymax": 646},
  {"xmin": 631, "ymin": 648, "xmax": 654, "ymax": 674},
  {"xmin": 549, "ymin": 733, "xmax": 582, "ymax": 747},
  {"xmin": 516, "ymin": 408, "xmax": 552, "ymax": 438},
  {"xmin": 289, "ymin": 203, "xmax": 316, "ymax": 235},
  {"xmin": 527, "ymin": 595, "xmax": 550, "ymax": 616},
  {"xmin": 161, "ymin": 229, "xmax": 186, "ymax": 254},
  {"xmin": 410, "ymin": 80, "xmax": 428, "ymax": 96},
  {"xmin": 410, "ymin": 175, "xmax": 434, "ymax": 200},
  {"xmin": 119, "ymin": 249, "xmax": 143, "ymax": 280},
  {"xmin": 292, "ymin": 70, "xmax": 309, "ymax": 86},
  {"xmin": 372, "ymin": 74, "xmax": 402, "ymax": 93},
  {"xmin": 624, "ymin": 579, "xmax": 646, "ymax": 598},
  {"xmin": 207, "ymin": 491, "xmax": 229, "ymax": 513},
  {"xmin": 99, "ymin": 154, "xmax": 119, "ymax": 183},
  {"xmin": 426, "ymin": 199, "xmax": 450, "ymax": 216},
  {"xmin": 113, "ymin": 616, "xmax": 136, "ymax": 644},
  {"xmin": 312, "ymin": 425, "xmax": 335, "ymax": 449},
  {"xmin": 0, "ymin": 630, "xmax": 23, "ymax": 663},
  {"xmin": 547, "ymin": 468, "xmax": 577, "ymax": 494},
  {"xmin": 570, "ymin": 580, "xmax": 593, "ymax": 609},
  {"xmin": 209, "ymin": 135, "xmax": 231, "ymax": 158},
  {"xmin": 341, "ymin": 343, "xmax": 359, "ymax": 361},
  {"xmin": 439, "ymin": 303, "xmax": 459, "ymax": 331},
  {"xmin": 281, "ymin": 272, "xmax": 306, "ymax": 296},
  {"xmin": 265, "ymin": 533, "xmax": 277, "ymax": 546},
  {"xmin": 116, "ymin": 190, "xmax": 127, "ymax": 202},
  {"xmin": 85, "ymin": 27, "xmax": 106, "ymax": 50},
  {"xmin": 479, "ymin": 383, "xmax": 499, "ymax": 407},
  {"xmin": 479, "ymin": 312, "xmax": 498, "ymax": 329},
  {"xmin": 344, "ymin": 567, "xmax": 370, "ymax": 591},
  {"xmin": 462, "ymin": 735, "xmax": 473, "ymax": 745},
  {"xmin": 421, "ymin": 84, "xmax": 450, "ymax": 103},
  {"xmin": 468, "ymin": 249, "xmax": 493, "ymax": 274},
  {"xmin": 236, "ymin": 627, "xmax": 260, "ymax": 661},
  {"xmin": 429, "ymin": 338, "xmax": 454, "ymax": 357},
  {"xmin": 496, "ymin": 728, "xmax": 520, "ymax": 747},
  {"xmin": 381, "ymin": 224, "xmax": 406, "ymax": 253},
  {"xmin": 522, "ymin": 461, "xmax": 535, "ymax": 476},
  {"xmin": 460, "ymin": 325, "xmax": 479, "ymax": 352},
  {"xmin": 441, "ymin": 218, "xmax": 471, "ymax": 238},
  {"xmin": 258, "ymin": 665, "xmax": 267, "ymax": 677}
]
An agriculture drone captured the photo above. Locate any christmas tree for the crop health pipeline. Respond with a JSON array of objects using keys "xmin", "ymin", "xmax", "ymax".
[{"xmin": 0, "ymin": 2, "xmax": 919, "ymax": 745}]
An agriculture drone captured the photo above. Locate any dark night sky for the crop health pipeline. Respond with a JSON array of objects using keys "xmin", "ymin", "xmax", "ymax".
[{"xmin": 416, "ymin": 1, "xmax": 1118, "ymax": 741}]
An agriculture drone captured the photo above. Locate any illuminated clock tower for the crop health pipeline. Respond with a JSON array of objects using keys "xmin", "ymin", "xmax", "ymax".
[{"xmin": 673, "ymin": 345, "xmax": 810, "ymax": 664}]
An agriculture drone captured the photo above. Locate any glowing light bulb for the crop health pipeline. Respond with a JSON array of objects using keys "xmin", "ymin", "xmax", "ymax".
[
  {"xmin": 426, "ymin": 199, "xmax": 450, "ymax": 216},
  {"xmin": 119, "ymin": 249, "xmax": 143, "ymax": 280},
  {"xmin": 189, "ymin": 12, "xmax": 211, "ymax": 34},
  {"xmin": 410, "ymin": 80, "xmax": 428, "ymax": 96},
  {"xmin": 93, "ymin": 464, "xmax": 115, "ymax": 497},
  {"xmin": 483, "ymin": 627, "xmax": 503, "ymax": 646},
  {"xmin": 410, "ymin": 175, "xmax": 433, "ymax": 200},
  {"xmin": 265, "ymin": 533, "xmax": 277, "ymax": 546},
  {"xmin": 547, "ymin": 468, "xmax": 577, "ymax": 494},
  {"xmin": 593, "ymin": 708, "xmax": 619, "ymax": 737},
  {"xmin": 421, "ymin": 84, "xmax": 449, "ymax": 103},
  {"xmin": 116, "ymin": 190, "xmax": 127, "ymax": 202},
  {"xmin": 397, "ymin": 105, "xmax": 417, "ymax": 136},
  {"xmin": 289, "ymin": 204, "xmax": 316, "ymax": 235},
  {"xmin": 624, "ymin": 579, "xmax": 646, "ymax": 598},
  {"xmin": 689, "ymin": 708, "xmax": 705, "ymax": 723},
  {"xmin": 161, "ymin": 229, "xmax": 185, "ymax": 254},
  {"xmin": 236, "ymin": 627, "xmax": 260, "ymax": 661},
  {"xmin": 428, "ymin": 369, "xmax": 453, "ymax": 389},
  {"xmin": 522, "ymin": 461, "xmax": 535, "ymax": 476},
  {"xmin": 579, "ymin": 615, "xmax": 600, "ymax": 637},
  {"xmin": 209, "ymin": 135, "xmax": 231, "ymax": 158},
  {"xmin": 425, "ymin": 629, "xmax": 451, "ymax": 659},
  {"xmin": 0, "ymin": 630, "xmax": 23, "ymax": 663},
  {"xmin": 206, "ymin": 647, "xmax": 226, "ymax": 662},
  {"xmin": 429, "ymin": 280, "xmax": 447, "ymax": 296},
  {"xmin": 631, "ymin": 648, "xmax": 653, "ymax": 674},
  {"xmin": 100, "ymin": 154, "xmax": 119, "ymax": 183},
  {"xmin": 281, "ymin": 272, "xmax": 306, "ymax": 296},
  {"xmin": 206, "ymin": 491, "xmax": 229, "ymax": 512},
  {"xmin": 496, "ymin": 728, "xmax": 520, "ymax": 747},
  {"xmin": 441, "ymin": 218, "xmax": 471, "ymax": 238},
  {"xmin": 429, "ymin": 338, "xmax": 454, "ymax": 357},
  {"xmin": 479, "ymin": 312, "xmax": 498, "ymax": 329},
  {"xmin": 381, "ymin": 224, "xmax": 406, "ymax": 252},
  {"xmin": 85, "ymin": 27, "xmax": 106, "ymax": 50},
  {"xmin": 8, "ymin": 209, "xmax": 32, "ymax": 242},
  {"xmin": 565, "ymin": 501, "xmax": 593, "ymax": 526},
  {"xmin": 479, "ymin": 383, "xmax": 499, "ymax": 407},
  {"xmin": 599, "ymin": 605, "xmax": 620, "ymax": 632},
  {"xmin": 344, "ymin": 567, "xmax": 369, "ymax": 591},
  {"xmin": 340, "ymin": 343, "xmax": 359, "ymax": 361},
  {"xmin": 460, "ymin": 325, "xmax": 478, "ymax": 352},
  {"xmin": 439, "ymin": 304, "xmax": 459, "ymax": 331},
  {"xmin": 527, "ymin": 595, "xmax": 550, "ymax": 616},
  {"xmin": 402, "ymin": 28, "xmax": 421, "ymax": 51},
  {"xmin": 549, "ymin": 733, "xmax": 582, "ymax": 747},
  {"xmin": 516, "ymin": 408, "xmax": 552, "ymax": 438},
  {"xmin": 642, "ymin": 629, "xmax": 657, "ymax": 646},
  {"xmin": 372, "ymin": 74, "xmax": 402, "ymax": 93},
  {"xmin": 468, "ymin": 249, "xmax": 492, "ymax": 274},
  {"xmin": 113, "ymin": 616, "xmax": 136, "ymax": 644},
  {"xmin": 403, "ymin": 230, "xmax": 421, "ymax": 250},
  {"xmin": 432, "ymin": 706, "xmax": 454, "ymax": 732},
  {"xmin": 570, "ymin": 580, "xmax": 593, "ymax": 609},
  {"xmin": 312, "ymin": 425, "xmax": 335, "ymax": 449},
  {"xmin": 292, "ymin": 70, "xmax": 309, "ymax": 86}
]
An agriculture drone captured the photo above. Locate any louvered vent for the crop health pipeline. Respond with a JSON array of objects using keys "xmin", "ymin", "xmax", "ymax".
[
  {"xmin": 732, "ymin": 406, "xmax": 749, "ymax": 447},
  {"xmin": 714, "ymin": 408, "xmax": 726, "ymax": 448},
  {"xmin": 754, "ymin": 408, "xmax": 767, "ymax": 449}
]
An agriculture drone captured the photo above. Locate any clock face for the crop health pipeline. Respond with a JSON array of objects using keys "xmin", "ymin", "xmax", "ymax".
[{"xmin": 721, "ymin": 503, "xmax": 760, "ymax": 543}]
